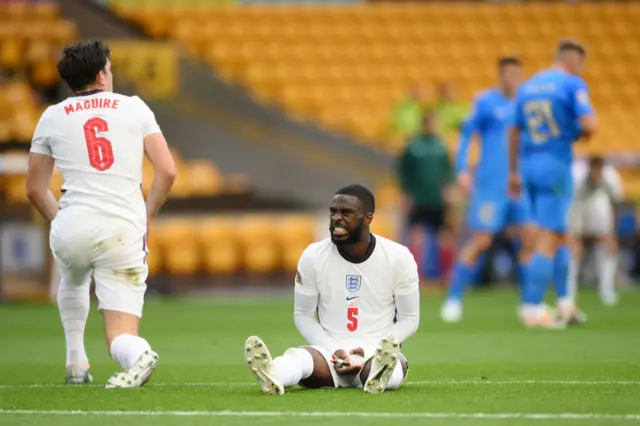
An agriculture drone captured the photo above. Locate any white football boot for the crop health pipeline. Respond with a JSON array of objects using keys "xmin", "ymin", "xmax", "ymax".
[
  {"xmin": 105, "ymin": 350, "xmax": 159, "ymax": 389},
  {"xmin": 441, "ymin": 299, "xmax": 463, "ymax": 323},
  {"xmin": 244, "ymin": 336, "xmax": 284, "ymax": 395},
  {"xmin": 364, "ymin": 336, "xmax": 400, "ymax": 394},
  {"xmin": 65, "ymin": 366, "xmax": 93, "ymax": 385}
]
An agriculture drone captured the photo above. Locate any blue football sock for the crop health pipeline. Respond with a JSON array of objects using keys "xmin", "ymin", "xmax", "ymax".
[
  {"xmin": 447, "ymin": 262, "xmax": 474, "ymax": 302},
  {"xmin": 553, "ymin": 245, "xmax": 570, "ymax": 299},
  {"xmin": 522, "ymin": 252, "xmax": 554, "ymax": 305}
]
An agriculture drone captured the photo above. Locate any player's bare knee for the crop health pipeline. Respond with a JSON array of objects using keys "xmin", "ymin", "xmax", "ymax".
[
  {"xmin": 600, "ymin": 235, "xmax": 618, "ymax": 254},
  {"xmin": 535, "ymin": 230, "xmax": 559, "ymax": 257},
  {"xmin": 460, "ymin": 233, "xmax": 492, "ymax": 264},
  {"xmin": 298, "ymin": 347, "xmax": 334, "ymax": 389}
]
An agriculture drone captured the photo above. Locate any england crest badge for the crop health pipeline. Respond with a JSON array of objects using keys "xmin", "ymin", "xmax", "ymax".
[{"xmin": 345, "ymin": 275, "xmax": 362, "ymax": 292}]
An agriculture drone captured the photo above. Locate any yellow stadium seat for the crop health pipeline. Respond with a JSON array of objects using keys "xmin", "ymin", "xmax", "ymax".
[
  {"xmin": 238, "ymin": 216, "xmax": 279, "ymax": 274},
  {"xmin": 5, "ymin": 174, "xmax": 27, "ymax": 204},
  {"xmin": 157, "ymin": 219, "xmax": 201, "ymax": 276},
  {"xmin": 199, "ymin": 217, "xmax": 241, "ymax": 275},
  {"xmin": 186, "ymin": 160, "xmax": 223, "ymax": 197},
  {"xmin": 104, "ymin": 3, "xmax": 640, "ymax": 162},
  {"xmin": 170, "ymin": 164, "xmax": 192, "ymax": 198},
  {"xmin": 277, "ymin": 214, "xmax": 316, "ymax": 272}
]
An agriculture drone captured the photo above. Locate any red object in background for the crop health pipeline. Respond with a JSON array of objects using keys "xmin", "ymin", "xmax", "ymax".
[{"xmin": 440, "ymin": 243, "xmax": 454, "ymax": 282}]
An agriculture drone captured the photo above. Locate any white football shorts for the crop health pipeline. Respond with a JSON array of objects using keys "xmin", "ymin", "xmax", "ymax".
[
  {"xmin": 569, "ymin": 191, "xmax": 615, "ymax": 237},
  {"xmin": 50, "ymin": 209, "xmax": 148, "ymax": 318}
]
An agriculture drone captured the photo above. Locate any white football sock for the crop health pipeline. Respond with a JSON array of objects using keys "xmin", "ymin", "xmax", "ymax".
[
  {"xmin": 57, "ymin": 279, "xmax": 90, "ymax": 368},
  {"xmin": 271, "ymin": 347, "xmax": 314, "ymax": 388},
  {"xmin": 596, "ymin": 245, "xmax": 618, "ymax": 305},
  {"xmin": 385, "ymin": 362, "xmax": 405, "ymax": 390},
  {"xmin": 110, "ymin": 334, "xmax": 152, "ymax": 370},
  {"xmin": 567, "ymin": 255, "xmax": 580, "ymax": 306}
]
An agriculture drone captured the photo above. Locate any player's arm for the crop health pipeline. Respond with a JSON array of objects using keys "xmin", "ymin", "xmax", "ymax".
[
  {"xmin": 390, "ymin": 248, "xmax": 420, "ymax": 344},
  {"xmin": 26, "ymin": 109, "xmax": 58, "ymax": 222},
  {"xmin": 137, "ymin": 97, "xmax": 176, "ymax": 219},
  {"xmin": 293, "ymin": 249, "xmax": 340, "ymax": 353},
  {"xmin": 456, "ymin": 98, "xmax": 482, "ymax": 191},
  {"xmin": 507, "ymin": 94, "xmax": 524, "ymax": 196},
  {"xmin": 573, "ymin": 80, "xmax": 598, "ymax": 142}
]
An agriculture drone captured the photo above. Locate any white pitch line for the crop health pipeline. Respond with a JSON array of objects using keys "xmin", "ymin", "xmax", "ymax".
[
  {"xmin": 1, "ymin": 379, "xmax": 639, "ymax": 390},
  {"xmin": 1, "ymin": 409, "xmax": 640, "ymax": 421}
]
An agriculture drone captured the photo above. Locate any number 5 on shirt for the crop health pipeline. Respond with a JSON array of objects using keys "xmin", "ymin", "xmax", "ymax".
[{"xmin": 347, "ymin": 306, "xmax": 358, "ymax": 332}]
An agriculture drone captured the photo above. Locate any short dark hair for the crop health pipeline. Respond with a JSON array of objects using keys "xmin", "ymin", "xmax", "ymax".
[
  {"xmin": 589, "ymin": 155, "xmax": 605, "ymax": 168},
  {"xmin": 498, "ymin": 56, "xmax": 522, "ymax": 69},
  {"xmin": 556, "ymin": 39, "xmax": 586, "ymax": 58},
  {"xmin": 57, "ymin": 40, "xmax": 111, "ymax": 92},
  {"xmin": 335, "ymin": 184, "xmax": 375, "ymax": 214}
]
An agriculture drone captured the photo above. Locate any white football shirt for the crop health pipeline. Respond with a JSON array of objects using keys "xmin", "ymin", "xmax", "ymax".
[
  {"xmin": 294, "ymin": 235, "xmax": 420, "ymax": 350},
  {"xmin": 572, "ymin": 161, "xmax": 623, "ymax": 203},
  {"xmin": 30, "ymin": 92, "xmax": 161, "ymax": 232}
]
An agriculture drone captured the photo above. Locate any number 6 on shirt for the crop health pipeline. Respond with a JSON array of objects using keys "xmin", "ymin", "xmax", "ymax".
[
  {"xmin": 83, "ymin": 117, "xmax": 114, "ymax": 171},
  {"xmin": 347, "ymin": 306, "xmax": 358, "ymax": 332}
]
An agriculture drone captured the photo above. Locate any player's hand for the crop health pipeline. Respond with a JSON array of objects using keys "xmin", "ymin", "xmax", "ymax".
[
  {"xmin": 331, "ymin": 349, "xmax": 363, "ymax": 375},
  {"xmin": 508, "ymin": 173, "xmax": 522, "ymax": 198},
  {"xmin": 457, "ymin": 172, "xmax": 472, "ymax": 194}
]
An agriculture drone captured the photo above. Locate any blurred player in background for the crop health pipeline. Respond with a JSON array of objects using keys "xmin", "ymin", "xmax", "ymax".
[
  {"xmin": 441, "ymin": 57, "xmax": 535, "ymax": 323},
  {"xmin": 244, "ymin": 185, "xmax": 420, "ymax": 395},
  {"xmin": 397, "ymin": 111, "xmax": 455, "ymax": 278},
  {"xmin": 568, "ymin": 156, "xmax": 623, "ymax": 306},
  {"xmin": 26, "ymin": 40, "xmax": 176, "ymax": 387},
  {"xmin": 509, "ymin": 39, "xmax": 598, "ymax": 328}
]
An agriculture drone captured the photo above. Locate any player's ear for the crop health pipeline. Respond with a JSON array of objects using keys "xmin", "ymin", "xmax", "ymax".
[{"xmin": 364, "ymin": 213, "xmax": 373, "ymax": 224}]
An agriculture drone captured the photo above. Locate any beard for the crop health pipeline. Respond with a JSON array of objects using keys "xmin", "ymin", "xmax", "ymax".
[{"xmin": 331, "ymin": 223, "xmax": 363, "ymax": 246}]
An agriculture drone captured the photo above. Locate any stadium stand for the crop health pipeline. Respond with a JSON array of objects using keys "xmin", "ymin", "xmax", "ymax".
[
  {"xmin": 107, "ymin": 2, "xmax": 640, "ymax": 153},
  {"xmin": 3, "ymin": 1, "xmax": 640, "ymax": 282},
  {"xmin": 105, "ymin": 1, "xmax": 640, "ymax": 202}
]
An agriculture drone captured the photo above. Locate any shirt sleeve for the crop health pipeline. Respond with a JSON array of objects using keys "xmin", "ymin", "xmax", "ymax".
[
  {"xmin": 293, "ymin": 245, "xmax": 339, "ymax": 352},
  {"xmin": 294, "ymin": 247, "xmax": 319, "ymax": 297},
  {"xmin": 571, "ymin": 78, "xmax": 595, "ymax": 119},
  {"xmin": 30, "ymin": 108, "xmax": 53, "ymax": 157},
  {"xmin": 456, "ymin": 96, "xmax": 483, "ymax": 174},
  {"xmin": 391, "ymin": 247, "xmax": 420, "ymax": 343},
  {"xmin": 133, "ymin": 96, "xmax": 162, "ymax": 137}
]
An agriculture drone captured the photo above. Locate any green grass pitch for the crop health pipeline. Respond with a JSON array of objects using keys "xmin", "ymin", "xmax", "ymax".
[{"xmin": 1, "ymin": 289, "xmax": 639, "ymax": 425}]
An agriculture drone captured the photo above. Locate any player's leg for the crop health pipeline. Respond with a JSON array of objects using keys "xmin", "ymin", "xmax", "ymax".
[
  {"xmin": 521, "ymin": 188, "xmax": 567, "ymax": 328},
  {"xmin": 244, "ymin": 336, "xmax": 335, "ymax": 395},
  {"xmin": 442, "ymin": 195, "xmax": 505, "ymax": 322},
  {"xmin": 507, "ymin": 192, "xmax": 536, "ymax": 299},
  {"xmin": 49, "ymin": 215, "xmax": 94, "ymax": 384},
  {"xmin": 567, "ymin": 233, "xmax": 582, "ymax": 299},
  {"xmin": 566, "ymin": 198, "xmax": 586, "ymax": 306},
  {"xmin": 92, "ymin": 227, "xmax": 158, "ymax": 388},
  {"xmin": 361, "ymin": 336, "xmax": 408, "ymax": 393},
  {"xmin": 588, "ymin": 193, "xmax": 619, "ymax": 306},
  {"xmin": 595, "ymin": 234, "xmax": 619, "ymax": 305},
  {"xmin": 554, "ymin": 232, "xmax": 586, "ymax": 324}
]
